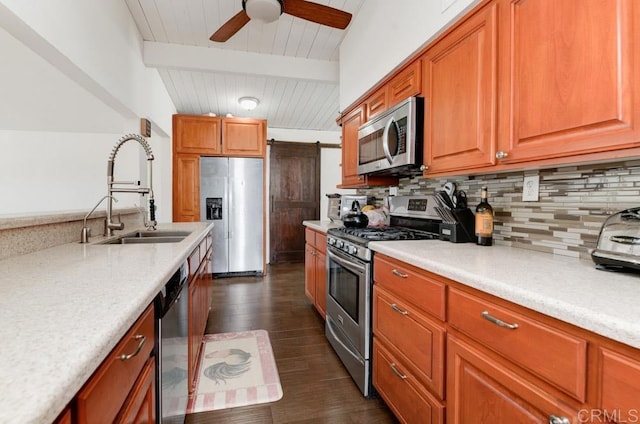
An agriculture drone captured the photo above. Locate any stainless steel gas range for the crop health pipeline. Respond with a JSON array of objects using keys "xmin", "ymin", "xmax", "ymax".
[{"xmin": 324, "ymin": 195, "xmax": 441, "ymax": 397}]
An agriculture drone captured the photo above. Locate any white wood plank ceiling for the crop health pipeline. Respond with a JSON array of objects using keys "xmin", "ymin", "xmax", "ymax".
[{"xmin": 124, "ymin": 0, "xmax": 365, "ymax": 131}]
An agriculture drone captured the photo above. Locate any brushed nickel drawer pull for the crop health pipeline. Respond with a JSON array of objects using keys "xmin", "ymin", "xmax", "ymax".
[
  {"xmin": 391, "ymin": 304, "xmax": 409, "ymax": 316},
  {"xmin": 118, "ymin": 334, "xmax": 146, "ymax": 361},
  {"xmin": 390, "ymin": 363, "xmax": 407, "ymax": 380},
  {"xmin": 391, "ymin": 269, "xmax": 408, "ymax": 278},
  {"xmin": 482, "ymin": 311, "xmax": 519, "ymax": 330}
]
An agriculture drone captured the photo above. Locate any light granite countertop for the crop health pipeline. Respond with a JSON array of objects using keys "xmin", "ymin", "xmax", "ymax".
[
  {"xmin": 0, "ymin": 221, "xmax": 213, "ymax": 424},
  {"xmin": 302, "ymin": 220, "xmax": 342, "ymax": 233},
  {"xmin": 369, "ymin": 240, "xmax": 640, "ymax": 350}
]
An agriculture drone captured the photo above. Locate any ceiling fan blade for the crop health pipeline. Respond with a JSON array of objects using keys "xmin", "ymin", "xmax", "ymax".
[
  {"xmin": 210, "ymin": 10, "xmax": 251, "ymax": 42},
  {"xmin": 283, "ymin": 0, "xmax": 352, "ymax": 29}
]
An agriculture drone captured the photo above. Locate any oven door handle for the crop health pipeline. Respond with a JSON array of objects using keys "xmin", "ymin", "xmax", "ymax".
[
  {"xmin": 327, "ymin": 246, "xmax": 367, "ymax": 274},
  {"xmin": 326, "ymin": 316, "xmax": 365, "ymax": 366}
]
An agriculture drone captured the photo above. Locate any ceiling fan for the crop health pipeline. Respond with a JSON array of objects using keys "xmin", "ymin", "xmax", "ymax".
[{"xmin": 210, "ymin": 0, "xmax": 353, "ymax": 42}]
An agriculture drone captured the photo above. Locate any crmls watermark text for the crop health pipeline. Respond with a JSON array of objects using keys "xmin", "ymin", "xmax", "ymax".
[{"xmin": 578, "ymin": 409, "xmax": 640, "ymax": 423}]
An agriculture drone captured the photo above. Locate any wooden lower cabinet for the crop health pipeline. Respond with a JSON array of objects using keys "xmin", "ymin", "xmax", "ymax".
[
  {"xmin": 116, "ymin": 358, "xmax": 156, "ymax": 424},
  {"xmin": 447, "ymin": 334, "xmax": 579, "ymax": 424},
  {"xmin": 77, "ymin": 305, "xmax": 155, "ymax": 424},
  {"xmin": 373, "ymin": 338, "xmax": 444, "ymax": 424},
  {"xmin": 598, "ymin": 345, "xmax": 640, "ymax": 423},
  {"xmin": 304, "ymin": 227, "xmax": 327, "ymax": 318},
  {"xmin": 188, "ymin": 238, "xmax": 212, "ymax": 394}
]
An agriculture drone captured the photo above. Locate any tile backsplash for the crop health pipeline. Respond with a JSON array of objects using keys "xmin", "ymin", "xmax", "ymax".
[{"xmin": 359, "ymin": 159, "xmax": 640, "ymax": 260}]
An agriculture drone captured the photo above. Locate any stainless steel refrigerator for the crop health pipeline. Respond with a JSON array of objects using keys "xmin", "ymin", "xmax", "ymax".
[{"xmin": 200, "ymin": 157, "xmax": 263, "ymax": 275}]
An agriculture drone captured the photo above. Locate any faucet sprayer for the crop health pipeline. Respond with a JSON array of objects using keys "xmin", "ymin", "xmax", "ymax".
[{"xmin": 106, "ymin": 134, "xmax": 157, "ymax": 236}]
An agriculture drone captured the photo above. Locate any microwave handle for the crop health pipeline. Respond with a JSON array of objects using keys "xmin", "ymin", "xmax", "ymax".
[{"xmin": 382, "ymin": 116, "xmax": 396, "ymax": 164}]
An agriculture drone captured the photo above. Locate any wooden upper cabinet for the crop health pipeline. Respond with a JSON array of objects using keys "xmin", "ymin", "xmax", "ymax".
[
  {"xmin": 173, "ymin": 114, "xmax": 221, "ymax": 155},
  {"xmin": 422, "ymin": 2, "xmax": 498, "ymax": 174},
  {"xmin": 497, "ymin": 0, "xmax": 640, "ymax": 163},
  {"xmin": 364, "ymin": 61, "xmax": 422, "ymax": 121},
  {"xmin": 221, "ymin": 118, "xmax": 266, "ymax": 157},
  {"xmin": 365, "ymin": 88, "xmax": 388, "ymax": 121},
  {"xmin": 340, "ymin": 106, "xmax": 367, "ymax": 187},
  {"xmin": 389, "ymin": 61, "xmax": 422, "ymax": 107},
  {"xmin": 338, "ymin": 106, "xmax": 399, "ymax": 188}
]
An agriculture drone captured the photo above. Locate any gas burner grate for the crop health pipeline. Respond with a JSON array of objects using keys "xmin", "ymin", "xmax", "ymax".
[{"xmin": 335, "ymin": 226, "xmax": 439, "ymax": 241}]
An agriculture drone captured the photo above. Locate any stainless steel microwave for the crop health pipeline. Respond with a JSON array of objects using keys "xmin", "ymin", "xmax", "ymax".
[{"xmin": 357, "ymin": 96, "xmax": 424, "ymax": 176}]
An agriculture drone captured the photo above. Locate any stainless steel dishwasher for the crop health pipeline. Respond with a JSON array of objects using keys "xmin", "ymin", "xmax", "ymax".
[{"xmin": 155, "ymin": 261, "xmax": 189, "ymax": 424}]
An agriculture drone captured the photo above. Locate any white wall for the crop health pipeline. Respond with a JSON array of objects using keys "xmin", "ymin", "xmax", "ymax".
[
  {"xmin": 0, "ymin": 0, "xmax": 176, "ymax": 218},
  {"xmin": 339, "ymin": 0, "xmax": 481, "ymax": 109}
]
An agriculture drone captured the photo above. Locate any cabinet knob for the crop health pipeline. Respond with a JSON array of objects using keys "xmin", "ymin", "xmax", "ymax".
[
  {"xmin": 420, "ymin": 165, "xmax": 429, "ymax": 171},
  {"xmin": 548, "ymin": 415, "xmax": 570, "ymax": 424},
  {"xmin": 496, "ymin": 151, "xmax": 509, "ymax": 159}
]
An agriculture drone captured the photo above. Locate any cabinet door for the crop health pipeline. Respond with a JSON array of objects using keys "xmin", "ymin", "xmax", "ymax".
[
  {"xmin": 497, "ymin": 0, "xmax": 640, "ymax": 163},
  {"xmin": 599, "ymin": 346, "xmax": 640, "ymax": 423},
  {"xmin": 389, "ymin": 61, "xmax": 422, "ymax": 107},
  {"xmin": 422, "ymin": 2, "xmax": 498, "ymax": 174},
  {"xmin": 447, "ymin": 335, "xmax": 578, "ymax": 424},
  {"xmin": 304, "ymin": 243, "xmax": 316, "ymax": 302},
  {"xmin": 173, "ymin": 114, "xmax": 221, "ymax": 155},
  {"xmin": 340, "ymin": 106, "xmax": 367, "ymax": 186},
  {"xmin": 365, "ymin": 87, "xmax": 388, "ymax": 120},
  {"xmin": 173, "ymin": 155, "xmax": 200, "ymax": 222},
  {"xmin": 221, "ymin": 118, "xmax": 266, "ymax": 157},
  {"xmin": 188, "ymin": 279, "xmax": 199, "ymax": 395},
  {"xmin": 314, "ymin": 249, "xmax": 327, "ymax": 319}
]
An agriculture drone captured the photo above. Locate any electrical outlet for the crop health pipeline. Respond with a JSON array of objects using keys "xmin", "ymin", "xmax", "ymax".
[{"xmin": 522, "ymin": 175, "xmax": 540, "ymax": 201}]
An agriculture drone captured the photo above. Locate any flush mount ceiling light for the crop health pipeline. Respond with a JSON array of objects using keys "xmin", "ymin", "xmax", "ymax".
[
  {"xmin": 238, "ymin": 96, "xmax": 260, "ymax": 111},
  {"xmin": 242, "ymin": 0, "xmax": 283, "ymax": 23}
]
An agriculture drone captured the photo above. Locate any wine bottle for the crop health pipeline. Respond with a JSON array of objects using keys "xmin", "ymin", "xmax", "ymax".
[{"xmin": 475, "ymin": 186, "xmax": 494, "ymax": 246}]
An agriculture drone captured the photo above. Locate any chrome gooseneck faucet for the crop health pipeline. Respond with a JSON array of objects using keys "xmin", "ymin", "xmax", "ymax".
[{"xmin": 106, "ymin": 133, "xmax": 157, "ymax": 236}]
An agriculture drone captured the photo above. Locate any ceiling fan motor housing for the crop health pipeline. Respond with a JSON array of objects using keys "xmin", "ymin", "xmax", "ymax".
[{"xmin": 242, "ymin": 0, "xmax": 284, "ymax": 23}]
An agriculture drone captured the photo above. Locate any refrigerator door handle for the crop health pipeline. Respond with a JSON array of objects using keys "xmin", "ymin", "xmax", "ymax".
[
  {"xmin": 227, "ymin": 177, "xmax": 233, "ymax": 240},
  {"xmin": 224, "ymin": 177, "xmax": 230, "ymax": 240}
]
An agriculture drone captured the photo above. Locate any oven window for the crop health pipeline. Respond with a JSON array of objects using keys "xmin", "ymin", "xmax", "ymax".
[{"xmin": 328, "ymin": 260, "xmax": 360, "ymax": 322}]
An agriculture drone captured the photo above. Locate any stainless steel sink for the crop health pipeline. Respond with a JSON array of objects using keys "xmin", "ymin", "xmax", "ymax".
[{"xmin": 97, "ymin": 230, "xmax": 191, "ymax": 245}]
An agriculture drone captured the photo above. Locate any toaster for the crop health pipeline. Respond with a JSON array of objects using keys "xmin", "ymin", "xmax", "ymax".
[
  {"xmin": 326, "ymin": 193, "xmax": 342, "ymax": 221},
  {"xmin": 592, "ymin": 207, "xmax": 640, "ymax": 271}
]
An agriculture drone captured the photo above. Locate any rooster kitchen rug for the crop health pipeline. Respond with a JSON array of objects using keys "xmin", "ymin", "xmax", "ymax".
[{"xmin": 187, "ymin": 329, "xmax": 283, "ymax": 413}]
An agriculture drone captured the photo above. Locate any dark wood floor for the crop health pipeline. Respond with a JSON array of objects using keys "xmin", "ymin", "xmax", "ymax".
[{"xmin": 185, "ymin": 262, "xmax": 398, "ymax": 424}]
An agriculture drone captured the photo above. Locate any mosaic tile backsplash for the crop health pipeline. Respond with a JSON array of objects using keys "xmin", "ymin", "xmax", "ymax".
[{"xmin": 359, "ymin": 159, "xmax": 640, "ymax": 260}]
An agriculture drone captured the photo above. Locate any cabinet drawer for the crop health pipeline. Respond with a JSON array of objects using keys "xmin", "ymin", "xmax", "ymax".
[
  {"xmin": 188, "ymin": 245, "xmax": 200, "ymax": 280},
  {"xmin": 599, "ymin": 347, "xmax": 640, "ymax": 422},
  {"xmin": 315, "ymin": 232, "xmax": 326, "ymax": 252},
  {"xmin": 77, "ymin": 305, "xmax": 155, "ymax": 424},
  {"xmin": 448, "ymin": 288, "xmax": 587, "ymax": 401},
  {"xmin": 305, "ymin": 227, "xmax": 316, "ymax": 246},
  {"xmin": 373, "ymin": 338, "xmax": 444, "ymax": 424},
  {"xmin": 373, "ymin": 285, "xmax": 445, "ymax": 398},
  {"xmin": 373, "ymin": 254, "xmax": 446, "ymax": 321}
]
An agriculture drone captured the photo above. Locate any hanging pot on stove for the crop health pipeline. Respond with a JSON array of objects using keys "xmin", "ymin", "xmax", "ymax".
[{"xmin": 342, "ymin": 200, "xmax": 369, "ymax": 228}]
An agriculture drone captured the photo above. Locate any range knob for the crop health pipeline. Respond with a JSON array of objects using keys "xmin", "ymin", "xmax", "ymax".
[
  {"xmin": 328, "ymin": 237, "xmax": 336, "ymax": 245},
  {"xmin": 349, "ymin": 246, "xmax": 358, "ymax": 255},
  {"xmin": 337, "ymin": 241, "xmax": 345, "ymax": 248}
]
